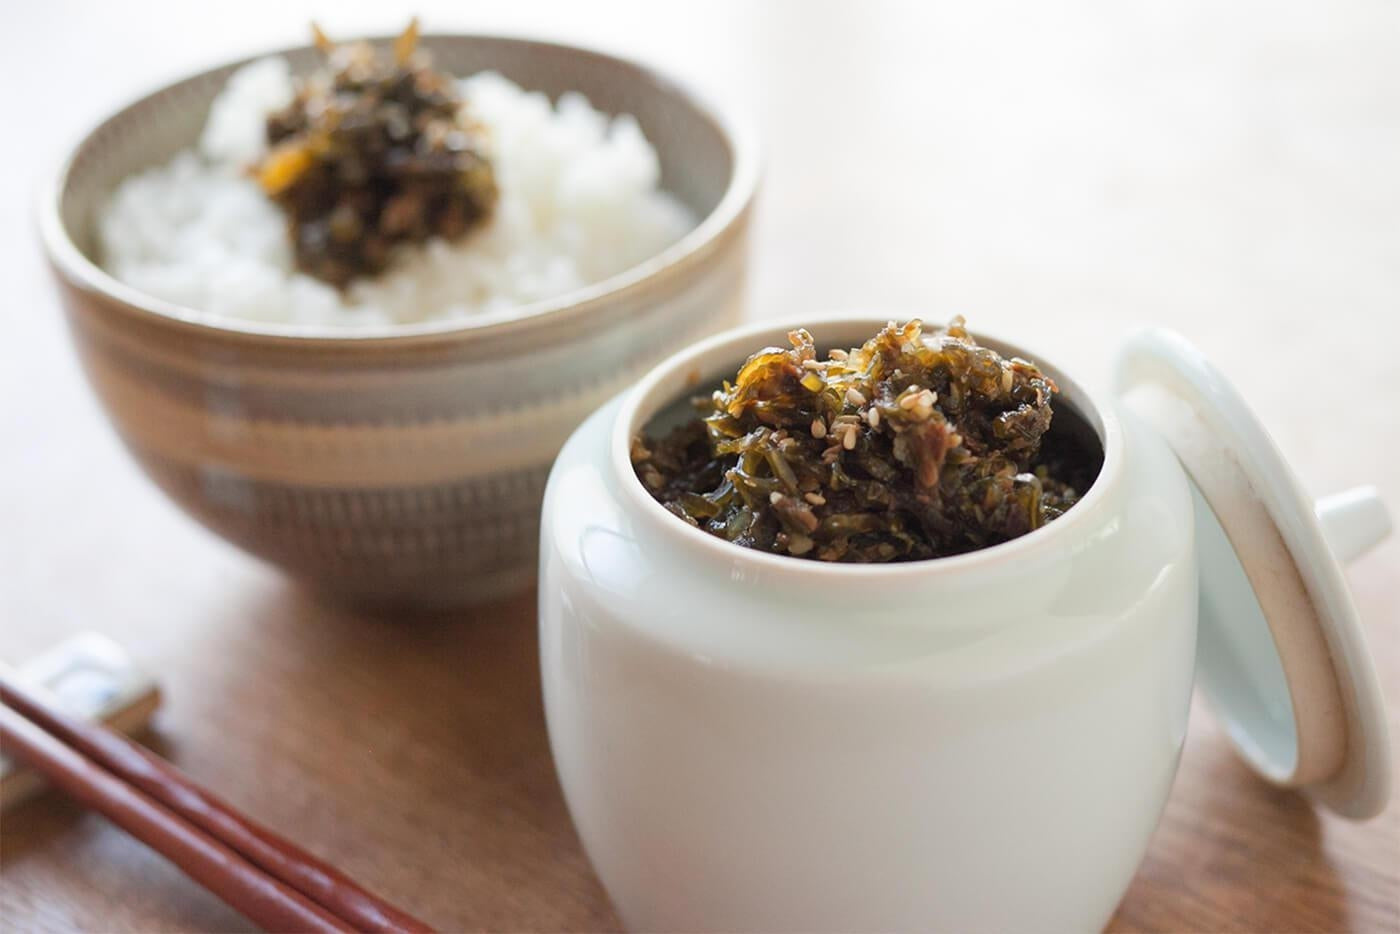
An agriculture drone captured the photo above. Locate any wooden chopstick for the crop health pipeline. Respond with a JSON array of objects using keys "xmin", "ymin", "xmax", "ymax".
[
  {"xmin": 0, "ymin": 702, "xmax": 347, "ymax": 932},
  {"xmin": 0, "ymin": 676, "xmax": 433, "ymax": 933}
]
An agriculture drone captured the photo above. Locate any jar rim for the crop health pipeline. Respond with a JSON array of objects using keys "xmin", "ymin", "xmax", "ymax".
[{"xmin": 611, "ymin": 313, "xmax": 1125, "ymax": 584}]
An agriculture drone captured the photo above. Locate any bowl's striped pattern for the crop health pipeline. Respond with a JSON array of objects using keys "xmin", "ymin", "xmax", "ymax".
[{"xmin": 45, "ymin": 35, "xmax": 755, "ymax": 607}]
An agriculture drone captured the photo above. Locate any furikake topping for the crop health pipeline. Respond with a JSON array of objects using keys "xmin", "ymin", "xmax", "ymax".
[
  {"xmin": 256, "ymin": 21, "xmax": 497, "ymax": 287},
  {"xmin": 631, "ymin": 318, "xmax": 1094, "ymax": 562}
]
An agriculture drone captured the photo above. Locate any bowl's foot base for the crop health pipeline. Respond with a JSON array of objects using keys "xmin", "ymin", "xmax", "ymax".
[{"xmin": 294, "ymin": 567, "xmax": 538, "ymax": 616}]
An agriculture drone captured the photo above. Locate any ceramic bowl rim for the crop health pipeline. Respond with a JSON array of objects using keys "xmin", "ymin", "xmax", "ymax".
[
  {"xmin": 610, "ymin": 313, "xmax": 1126, "ymax": 584},
  {"xmin": 38, "ymin": 32, "xmax": 760, "ymax": 348}
]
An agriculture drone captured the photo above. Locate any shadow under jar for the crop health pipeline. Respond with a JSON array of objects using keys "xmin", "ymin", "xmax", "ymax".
[
  {"xmin": 42, "ymin": 34, "xmax": 757, "ymax": 607},
  {"xmin": 538, "ymin": 315, "xmax": 1391, "ymax": 932}
]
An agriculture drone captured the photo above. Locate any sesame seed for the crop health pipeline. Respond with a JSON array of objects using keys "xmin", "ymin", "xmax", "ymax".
[
  {"xmin": 805, "ymin": 492, "xmax": 826, "ymax": 506},
  {"xmin": 769, "ymin": 491, "xmax": 783, "ymax": 504},
  {"xmin": 843, "ymin": 426, "xmax": 858, "ymax": 450},
  {"xmin": 811, "ymin": 418, "xmax": 827, "ymax": 439},
  {"xmin": 1001, "ymin": 369, "xmax": 1013, "ymax": 393},
  {"xmin": 867, "ymin": 407, "xmax": 881, "ymax": 429},
  {"xmin": 845, "ymin": 387, "xmax": 866, "ymax": 407},
  {"xmin": 899, "ymin": 392, "xmax": 919, "ymax": 410}
]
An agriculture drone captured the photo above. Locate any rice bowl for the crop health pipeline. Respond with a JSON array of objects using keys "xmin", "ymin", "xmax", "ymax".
[{"xmin": 43, "ymin": 33, "xmax": 756, "ymax": 606}]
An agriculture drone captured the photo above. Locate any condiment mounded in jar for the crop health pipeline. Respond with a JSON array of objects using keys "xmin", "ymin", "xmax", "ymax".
[{"xmin": 537, "ymin": 315, "xmax": 1391, "ymax": 933}]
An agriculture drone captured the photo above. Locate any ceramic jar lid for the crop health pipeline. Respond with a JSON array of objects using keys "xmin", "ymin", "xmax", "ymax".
[{"xmin": 1114, "ymin": 329, "xmax": 1392, "ymax": 819}]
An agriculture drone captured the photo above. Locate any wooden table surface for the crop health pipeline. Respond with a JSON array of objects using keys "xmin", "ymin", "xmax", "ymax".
[{"xmin": 3, "ymin": 2, "xmax": 1398, "ymax": 931}]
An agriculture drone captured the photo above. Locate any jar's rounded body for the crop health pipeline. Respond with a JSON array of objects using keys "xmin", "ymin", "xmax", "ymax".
[{"xmin": 540, "ymin": 387, "xmax": 1197, "ymax": 932}]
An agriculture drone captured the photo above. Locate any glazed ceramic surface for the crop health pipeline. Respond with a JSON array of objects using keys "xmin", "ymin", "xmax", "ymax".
[
  {"xmin": 42, "ymin": 34, "xmax": 756, "ymax": 606},
  {"xmin": 539, "ymin": 317, "xmax": 1199, "ymax": 932}
]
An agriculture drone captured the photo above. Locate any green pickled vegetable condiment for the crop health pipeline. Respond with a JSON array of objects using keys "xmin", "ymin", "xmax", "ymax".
[
  {"xmin": 257, "ymin": 20, "xmax": 498, "ymax": 288},
  {"xmin": 631, "ymin": 318, "xmax": 1097, "ymax": 562}
]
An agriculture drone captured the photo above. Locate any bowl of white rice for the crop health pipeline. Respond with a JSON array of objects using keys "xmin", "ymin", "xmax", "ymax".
[{"xmin": 42, "ymin": 32, "xmax": 757, "ymax": 607}]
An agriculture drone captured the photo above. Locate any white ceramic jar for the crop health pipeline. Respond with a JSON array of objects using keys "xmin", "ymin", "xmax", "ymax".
[{"xmin": 538, "ymin": 316, "xmax": 1390, "ymax": 933}]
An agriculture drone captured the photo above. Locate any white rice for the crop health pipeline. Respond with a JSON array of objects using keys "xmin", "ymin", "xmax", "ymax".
[{"xmin": 98, "ymin": 58, "xmax": 696, "ymax": 328}]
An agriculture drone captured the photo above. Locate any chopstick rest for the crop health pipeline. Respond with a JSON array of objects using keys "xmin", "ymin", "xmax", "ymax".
[{"xmin": 0, "ymin": 632, "xmax": 159, "ymax": 812}]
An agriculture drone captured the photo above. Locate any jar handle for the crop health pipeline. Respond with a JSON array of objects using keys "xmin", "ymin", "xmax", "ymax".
[{"xmin": 1315, "ymin": 486, "xmax": 1392, "ymax": 564}]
